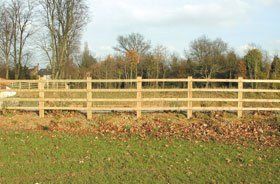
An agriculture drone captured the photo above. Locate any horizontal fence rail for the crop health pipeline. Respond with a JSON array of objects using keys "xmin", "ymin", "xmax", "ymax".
[{"xmin": 0, "ymin": 76, "xmax": 280, "ymax": 119}]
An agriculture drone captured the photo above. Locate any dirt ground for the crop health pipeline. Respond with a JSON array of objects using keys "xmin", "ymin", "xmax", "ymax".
[{"xmin": 0, "ymin": 110, "xmax": 279, "ymax": 147}]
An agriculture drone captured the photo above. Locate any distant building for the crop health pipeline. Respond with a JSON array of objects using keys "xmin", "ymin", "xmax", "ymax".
[
  {"xmin": 38, "ymin": 69, "xmax": 52, "ymax": 79},
  {"xmin": 28, "ymin": 64, "xmax": 39, "ymax": 79}
]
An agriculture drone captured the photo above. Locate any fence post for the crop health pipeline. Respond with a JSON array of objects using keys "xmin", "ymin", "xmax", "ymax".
[
  {"xmin": 87, "ymin": 77, "xmax": 92, "ymax": 120},
  {"xmin": 39, "ymin": 76, "xmax": 45, "ymax": 118},
  {"xmin": 238, "ymin": 77, "xmax": 243, "ymax": 118},
  {"xmin": 137, "ymin": 77, "xmax": 142, "ymax": 119},
  {"xmin": 188, "ymin": 76, "xmax": 193, "ymax": 119}
]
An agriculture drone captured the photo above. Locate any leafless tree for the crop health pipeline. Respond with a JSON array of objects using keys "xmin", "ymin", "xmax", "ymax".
[
  {"xmin": 189, "ymin": 35, "xmax": 228, "ymax": 80},
  {"xmin": 39, "ymin": 0, "xmax": 89, "ymax": 79},
  {"xmin": 114, "ymin": 33, "xmax": 151, "ymax": 55},
  {"xmin": 0, "ymin": 2, "xmax": 15, "ymax": 79},
  {"xmin": 9, "ymin": 0, "xmax": 36, "ymax": 79},
  {"xmin": 114, "ymin": 33, "xmax": 151, "ymax": 79}
]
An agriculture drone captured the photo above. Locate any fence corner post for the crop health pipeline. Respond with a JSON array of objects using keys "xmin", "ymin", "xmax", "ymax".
[
  {"xmin": 137, "ymin": 76, "xmax": 142, "ymax": 119},
  {"xmin": 87, "ymin": 77, "xmax": 92, "ymax": 120},
  {"xmin": 39, "ymin": 76, "xmax": 45, "ymax": 118},
  {"xmin": 238, "ymin": 77, "xmax": 243, "ymax": 118},
  {"xmin": 188, "ymin": 76, "xmax": 193, "ymax": 119}
]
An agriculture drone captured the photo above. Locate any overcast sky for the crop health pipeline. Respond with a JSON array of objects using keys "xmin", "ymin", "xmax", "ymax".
[{"xmin": 82, "ymin": 0, "xmax": 280, "ymax": 58}]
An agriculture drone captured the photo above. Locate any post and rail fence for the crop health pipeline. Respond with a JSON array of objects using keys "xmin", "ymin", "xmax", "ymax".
[{"xmin": 0, "ymin": 77, "xmax": 280, "ymax": 119}]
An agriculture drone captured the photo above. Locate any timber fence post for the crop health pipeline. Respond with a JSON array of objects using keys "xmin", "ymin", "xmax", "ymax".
[
  {"xmin": 188, "ymin": 76, "xmax": 193, "ymax": 119},
  {"xmin": 39, "ymin": 76, "xmax": 45, "ymax": 118},
  {"xmin": 137, "ymin": 77, "xmax": 142, "ymax": 119},
  {"xmin": 87, "ymin": 77, "xmax": 92, "ymax": 120},
  {"xmin": 238, "ymin": 77, "xmax": 243, "ymax": 118}
]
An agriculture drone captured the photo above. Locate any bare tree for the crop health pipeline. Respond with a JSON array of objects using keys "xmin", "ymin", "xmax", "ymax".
[
  {"xmin": 10, "ymin": 0, "xmax": 36, "ymax": 79},
  {"xmin": 114, "ymin": 33, "xmax": 151, "ymax": 78},
  {"xmin": 153, "ymin": 45, "xmax": 169, "ymax": 80},
  {"xmin": 114, "ymin": 33, "xmax": 151, "ymax": 55},
  {"xmin": 0, "ymin": 2, "xmax": 15, "ymax": 79},
  {"xmin": 189, "ymin": 36, "xmax": 228, "ymax": 80},
  {"xmin": 39, "ymin": 0, "xmax": 89, "ymax": 79}
]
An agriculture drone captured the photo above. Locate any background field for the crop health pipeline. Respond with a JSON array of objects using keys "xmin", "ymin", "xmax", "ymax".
[{"xmin": 4, "ymin": 81, "xmax": 280, "ymax": 110}]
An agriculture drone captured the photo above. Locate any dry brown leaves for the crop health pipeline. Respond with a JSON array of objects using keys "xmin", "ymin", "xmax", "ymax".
[{"xmin": 0, "ymin": 111, "xmax": 279, "ymax": 147}]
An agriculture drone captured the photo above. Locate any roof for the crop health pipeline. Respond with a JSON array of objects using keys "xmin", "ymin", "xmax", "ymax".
[
  {"xmin": 38, "ymin": 69, "xmax": 52, "ymax": 76},
  {"xmin": 0, "ymin": 78, "xmax": 11, "ymax": 86}
]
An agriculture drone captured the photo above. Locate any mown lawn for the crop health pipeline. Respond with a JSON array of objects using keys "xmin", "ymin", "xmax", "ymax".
[{"xmin": 0, "ymin": 130, "xmax": 279, "ymax": 183}]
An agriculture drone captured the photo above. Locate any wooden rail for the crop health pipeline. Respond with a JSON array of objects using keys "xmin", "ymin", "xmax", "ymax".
[{"xmin": 0, "ymin": 77, "xmax": 280, "ymax": 119}]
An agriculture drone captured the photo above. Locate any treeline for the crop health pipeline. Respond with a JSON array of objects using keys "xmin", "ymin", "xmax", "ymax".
[
  {"xmin": 77, "ymin": 34, "xmax": 280, "ymax": 82},
  {"xmin": 0, "ymin": 0, "xmax": 279, "ymax": 81}
]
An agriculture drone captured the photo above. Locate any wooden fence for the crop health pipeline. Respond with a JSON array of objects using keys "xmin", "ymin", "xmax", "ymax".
[{"xmin": 0, "ymin": 76, "xmax": 280, "ymax": 119}]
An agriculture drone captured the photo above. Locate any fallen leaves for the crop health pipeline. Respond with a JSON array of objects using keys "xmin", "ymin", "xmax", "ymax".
[{"xmin": 0, "ymin": 111, "xmax": 279, "ymax": 147}]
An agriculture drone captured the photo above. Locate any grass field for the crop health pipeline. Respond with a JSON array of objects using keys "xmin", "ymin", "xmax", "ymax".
[
  {"xmin": 0, "ymin": 129, "xmax": 279, "ymax": 183},
  {"xmin": 3, "ymin": 80, "xmax": 280, "ymax": 110},
  {"xmin": 7, "ymin": 89, "xmax": 280, "ymax": 110}
]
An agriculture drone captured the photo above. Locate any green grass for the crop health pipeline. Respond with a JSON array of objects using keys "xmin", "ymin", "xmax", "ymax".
[{"xmin": 0, "ymin": 130, "xmax": 279, "ymax": 183}]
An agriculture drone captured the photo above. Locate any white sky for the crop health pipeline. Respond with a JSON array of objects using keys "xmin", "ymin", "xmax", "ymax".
[{"xmin": 82, "ymin": 0, "xmax": 280, "ymax": 58}]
